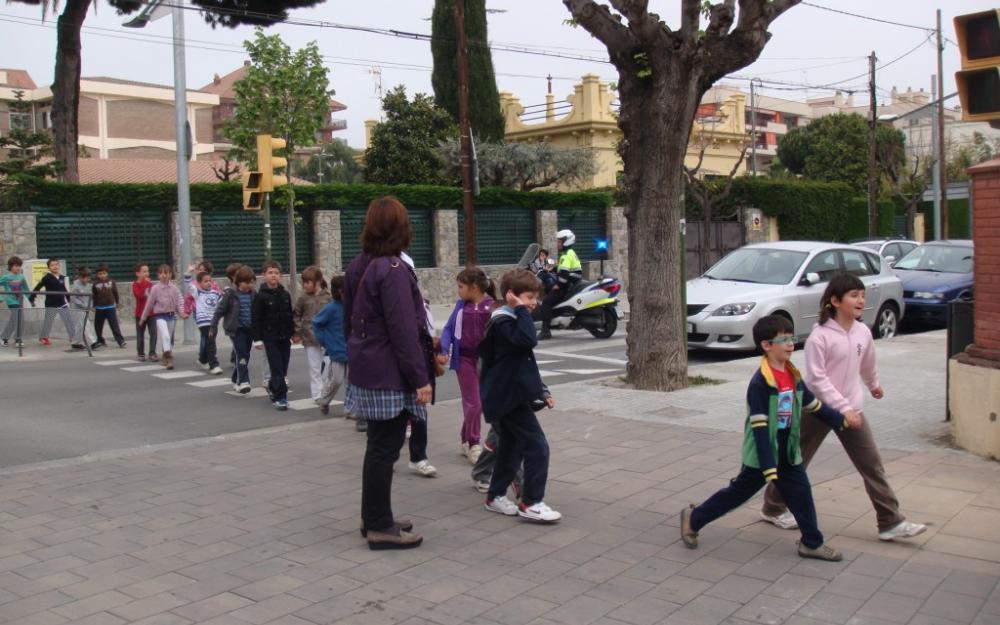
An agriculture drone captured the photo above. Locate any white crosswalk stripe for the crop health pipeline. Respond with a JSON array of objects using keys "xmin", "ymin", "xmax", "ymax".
[
  {"xmin": 152, "ymin": 370, "xmax": 205, "ymax": 380},
  {"xmin": 187, "ymin": 378, "xmax": 233, "ymax": 388},
  {"xmin": 540, "ymin": 370, "xmax": 566, "ymax": 378},
  {"xmin": 95, "ymin": 359, "xmax": 137, "ymax": 366},
  {"xmin": 122, "ymin": 364, "xmax": 166, "ymax": 372}
]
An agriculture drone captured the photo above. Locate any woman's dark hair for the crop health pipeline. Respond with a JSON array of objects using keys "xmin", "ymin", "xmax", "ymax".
[
  {"xmin": 7, "ymin": 255, "xmax": 22, "ymax": 270},
  {"xmin": 819, "ymin": 272, "xmax": 866, "ymax": 324},
  {"xmin": 329, "ymin": 274, "xmax": 345, "ymax": 302},
  {"xmin": 234, "ymin": 266, "xmax": 256, "ymax": 285},
  {"xmin": 457, "ymin": 266, "xmax": 497, "ymax": 301},
  {"xmin": 361, "ymin": 196, "xmax": 411, "ymax": 257},
  {"xmin": 499, "ymin": 269, "xmax": 542, "ymax": 297}
]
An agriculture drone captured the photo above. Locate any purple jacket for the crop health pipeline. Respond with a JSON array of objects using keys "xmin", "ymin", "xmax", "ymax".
[{"xmin": 343, "ymin": 253, "xmax": 431, "ymax": 392}]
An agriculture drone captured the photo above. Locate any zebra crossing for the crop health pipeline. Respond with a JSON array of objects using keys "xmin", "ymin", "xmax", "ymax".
[{"xmin": 93, "ymin": 354, "xmax": 342, "ymax": 412}]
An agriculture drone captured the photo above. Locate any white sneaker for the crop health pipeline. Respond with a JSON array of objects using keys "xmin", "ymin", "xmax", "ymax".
[
  {"xmin": 232, "ymin": 383, "xmax": 240, "ymax": 393},
  {"xmin": 518, "ymin": 501, "xmax": 562, "ymax": 523},
  {"xmin": 474, "ymin": 479, "xmax": 490, "ymax": 493},
  {"xmin": 878, "ymin": 520, "xmax": 927, "ymax": 541},
  {"xmin": 467, "ymin": 444, "xmax": 483, "ymax": 464},
  {"xmin": 460, "ymin": 441, "xmax": 470, "ymax": 457},
  {"xmin": 760, "ymin": 510, "xmax": 799, "ymax": 530},
  {"xmin": 238, "ymin": 382, "xmax": 251, "ymax": 395},
  {"xmin": 199, "ymin": 361, "xmax": 210, "ymax": 371},
  {"xmin": 209, "ymin": 366, "xmax": 223, "ymax": 375},
  {"xmin": 408, "ymin": 460, "xmax": 437, "ymax": 477},
  {"xmin": 485, "ymin": 495, "xmax": 518, "ymax": 516}
]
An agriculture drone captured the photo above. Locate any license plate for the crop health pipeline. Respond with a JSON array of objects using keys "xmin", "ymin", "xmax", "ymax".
[{"xmin": 686, "ymin": 322, "xmax": 694, "ymax": 333}]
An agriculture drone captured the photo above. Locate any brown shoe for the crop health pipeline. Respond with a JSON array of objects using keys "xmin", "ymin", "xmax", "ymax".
[
  {"xmin": 163, "ymin": 351, "xmax": 174, "ymax": 370},
  {"xmin": 797, "ymin": 542, "xmax": 843, "ymax": 562},
  {"xmin": 680, "ymin": 504, "xmax": 698, "ymax": 549},
  {"xmin": 366, "ymin": 529, "xmax": 423, "ymax": 550},
  {"xmin": 360, "ymin": 518, "xmax": 414, "ymax": 538}
]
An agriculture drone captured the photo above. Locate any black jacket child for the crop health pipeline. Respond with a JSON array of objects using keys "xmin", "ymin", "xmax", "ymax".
[
  {"xmin": 29, "ymin": 273, "xmax": 69, "ymax": 308},
  {"xmin": 252, "ymin": 283, "xmax": 294, "ymax": 341},
  {"xmin": 479, "ymin": 305, "xmax": 547, "ymax": 421}
]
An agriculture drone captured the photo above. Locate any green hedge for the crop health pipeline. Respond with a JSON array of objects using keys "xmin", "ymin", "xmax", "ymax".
[
  {"xmin": 918, "ymin": 198, "xmax": 971, "ymax": 240},
  {"xmin": 20, "ymin": 180, "xmax": 613, "ymax": 212},
  {"xmin": 844, "ymin": 197, "xmax": 897, "ymax": 240}
]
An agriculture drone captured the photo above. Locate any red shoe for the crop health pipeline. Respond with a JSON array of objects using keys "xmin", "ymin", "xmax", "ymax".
[{"xmin": 39, "ymin": 338, "xmax": 51, "ymax": 346}]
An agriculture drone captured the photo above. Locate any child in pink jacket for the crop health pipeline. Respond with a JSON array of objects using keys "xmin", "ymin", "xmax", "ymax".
[{"xmin": 761, "ymin": 272, "xmax": 926, "ymax": 542}]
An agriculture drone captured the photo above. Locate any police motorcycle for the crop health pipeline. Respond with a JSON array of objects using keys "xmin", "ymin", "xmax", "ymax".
[{"xmin": 515, "ymin": 236, "xmax": 624, "ymax": 339}]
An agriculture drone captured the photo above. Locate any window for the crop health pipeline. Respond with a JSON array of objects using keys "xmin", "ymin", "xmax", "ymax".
[
  {"xmin": 803, "ymin": 251, "xmax": 839, "ymax": 283},
  {"xmin": 8, "ymin": 111, "xmax": 31, "ymax": 131},
  {"xmin": 866, "ymin": 252, "xmax": 882, "ymax": 273},
  {"xmin": 841, "ymin": 250, "xmax": 875, "ymax": 277},
  {"xmin": 41, "ymin": 111, "xmax": 52, "ymax": 129},
  {"xmin": 883, "ymin": 243, "xmax": 901, "ymax": 260}
]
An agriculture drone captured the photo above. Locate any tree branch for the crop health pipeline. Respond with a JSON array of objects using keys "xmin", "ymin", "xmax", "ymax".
[
  {"xmin": 681, "ymin": 0, "xmax": 702, "ymax": 41},
  {"xmin": 705, "ymin": 0, "xmax": 736, "ymax": 40},
  {"xmin": 702, "ymin": 0, "xmax": 801, "ymax": 85},
  {"xmin": 563, "ymin": 0, "xmax": 640, "ymax": 56}
]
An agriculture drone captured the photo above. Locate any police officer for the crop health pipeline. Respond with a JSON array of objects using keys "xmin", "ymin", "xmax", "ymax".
[{"xmin": 539, "ymin": 229, "xmax": 582, "ymax": 340}]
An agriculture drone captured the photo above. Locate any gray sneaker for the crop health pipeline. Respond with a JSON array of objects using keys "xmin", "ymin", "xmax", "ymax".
[
  {"xmin": 797, "ymin": 542, "xmax": 843, "ymax": 561},
  {"xmin": 878, "ymin": 520, "xmax": 927, "ymax": 541}
]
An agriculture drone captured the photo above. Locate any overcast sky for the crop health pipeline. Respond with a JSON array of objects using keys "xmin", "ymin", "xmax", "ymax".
[{"xmin": 0, "ymin": 1, "xmax": 991, "ymax": 149}]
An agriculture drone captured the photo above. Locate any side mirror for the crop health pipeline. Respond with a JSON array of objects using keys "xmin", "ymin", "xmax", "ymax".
[
  {"xmin": 801, "ymin": 272, "xmax": 821, "ymax": 286},
  {"xmin": 884, "ymin": 255, "xmax": 895, "ymax": 264}
]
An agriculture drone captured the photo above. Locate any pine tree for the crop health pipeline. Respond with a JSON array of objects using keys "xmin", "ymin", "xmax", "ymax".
[
  {"xmin": 431, "ymin": 0, "xmax": 506, "ymax": 143},
  {"xmin": 0, "ymin": 90, "xmax": 57, "ymax": 178}
]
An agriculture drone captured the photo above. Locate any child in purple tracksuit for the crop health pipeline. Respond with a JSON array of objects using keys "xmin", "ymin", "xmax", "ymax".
[{"xmin": 439, "ymin": 266, "xmax": 496, "ymax": 465}]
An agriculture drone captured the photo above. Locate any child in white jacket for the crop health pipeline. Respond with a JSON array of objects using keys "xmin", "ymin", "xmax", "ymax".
[{"xmin": 760, "ymin": 272, "xmax": 926, "ymax": 542}]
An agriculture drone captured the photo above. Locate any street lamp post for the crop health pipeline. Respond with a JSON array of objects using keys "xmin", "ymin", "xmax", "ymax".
[{"xmin": 125, "ymin": 0, "xmax": 194, "ymax": 344}]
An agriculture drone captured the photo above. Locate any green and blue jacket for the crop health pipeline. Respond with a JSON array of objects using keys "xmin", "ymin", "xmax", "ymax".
[{"xmin": 741, "ymin": 357, "xmax": 847, "ymax": 481}]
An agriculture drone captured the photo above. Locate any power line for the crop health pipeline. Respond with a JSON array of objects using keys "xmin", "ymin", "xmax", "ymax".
[{"xmin": 800, "ymin": 1, "xmax": 934, "ymax": 32}]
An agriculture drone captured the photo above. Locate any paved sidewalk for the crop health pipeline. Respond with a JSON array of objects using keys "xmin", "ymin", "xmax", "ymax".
[{"xmin": 2, "ymin": 333, "xmax": 999, "ymax": 625}]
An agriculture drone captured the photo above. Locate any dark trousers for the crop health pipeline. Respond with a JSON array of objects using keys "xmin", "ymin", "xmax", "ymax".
[
  {"xmin": 472, "ymin": 424, "xmax": 524, "ymax": 496},
  {"xmin": 763, "ymin": 412, "xmax": 905, "ymax": 532},
  {"xmin": 198, "ymin": 326, "xmax": 219, "ymax": 368},
  {"xmin": 94, "ymin": 309, "xmax": 124, "ymax": 345},
  {"xmin": 691, "ymin": 430, "xmax": 824, "ymax": 549},
  {"xmin": 231, "ymin": 328, "xmax": 252, "ymax": 385},
  {"xmin": 362, "ymin": 411, "xmax": 410, "ymax": 532},
  {"xmin": 263, "ymin": 338, "xmax": 291, "ymax": 401},
  {"xmin": 487, "ymin": 404, "xmax": 550, "ymax": 506},
  {"xmin": 135, "ymin": 319, "xmax": 157, "ymax": 357},
  {"xmin": 541, "ymin": 288, "xmax": 562, "ymax": 329},
  {"xmin": 408, "ymin": 417, "xmax": 428, "ymax": 463}
]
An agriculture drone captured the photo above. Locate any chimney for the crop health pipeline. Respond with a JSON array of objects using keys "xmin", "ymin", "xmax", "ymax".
[
  {"xmin": 243, "ymin": 60, "xmax": 251, "ymax": 67},
  {"xmin": 213, "ymin": 73, "xmax": 221, "ymax": 85}
]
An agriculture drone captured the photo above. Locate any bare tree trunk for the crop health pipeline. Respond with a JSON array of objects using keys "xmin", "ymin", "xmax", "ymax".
[
  {"xmin": 52, "ymin": 0, "xmax": 91, "ymax": 183},
  {"xmin": 620, "ymin": 73, "xmax": 697, "ymax": 391}
]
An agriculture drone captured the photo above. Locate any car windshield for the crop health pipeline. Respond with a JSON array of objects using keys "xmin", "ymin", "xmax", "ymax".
[
  {"xmin": 894, "ymin": 245, "xmax": 973, "ymax": 273},
  {"xmin": 704, "ymin": 248, "xmax": 809, "ymax": 285},
  {"xmin": 857, "ymin": 242, "xmax": 881, "ymax": 251}
]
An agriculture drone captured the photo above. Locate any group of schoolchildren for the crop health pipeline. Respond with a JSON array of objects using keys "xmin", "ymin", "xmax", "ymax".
[{"xmin": 2, "ymin": 251, "xmax": 927, "ymax": 555}]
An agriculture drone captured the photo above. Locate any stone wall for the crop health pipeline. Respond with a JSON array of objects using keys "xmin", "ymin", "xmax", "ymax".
[
  {"xmin": 0, "ymin": 212, "xmax": 37, "ymax": 260},
  {"xmin": 433, "ymin": 210, "xmax": 459, "ymax": 267},
  {"xmin": 313, "ymin": 210, "xmax": 342, "ymax": 274},
  {"xmin": 168, "ymin": 211, "xmax": 203, "ymax": 277}
]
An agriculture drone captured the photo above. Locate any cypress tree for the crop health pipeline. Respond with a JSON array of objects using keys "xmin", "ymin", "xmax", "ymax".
[{"xmin": 431, "ymin": 0, "xmax": 506, "ymax": 143}]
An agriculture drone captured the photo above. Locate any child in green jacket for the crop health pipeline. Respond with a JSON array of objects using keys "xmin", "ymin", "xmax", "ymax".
[{"xmin": 1, "ymin": 256, "xmax": 30, "ymax": 346}]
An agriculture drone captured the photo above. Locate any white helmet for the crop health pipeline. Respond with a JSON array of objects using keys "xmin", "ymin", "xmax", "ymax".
[{"xmin": 556, "ymin": 229, "xmax": 576, "ymax": 246}]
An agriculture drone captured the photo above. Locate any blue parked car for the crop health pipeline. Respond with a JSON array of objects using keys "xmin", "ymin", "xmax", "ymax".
[{"xmin": 894, "ymin": 240, "xmax": 974, "ymax": 326}]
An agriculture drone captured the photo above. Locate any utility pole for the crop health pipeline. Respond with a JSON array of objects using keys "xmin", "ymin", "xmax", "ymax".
[
  {"xmin": 455, "ymin": 0, "xmax": 476, "ymax": 265},
  {"xmin": 936, "ymin": 9, "xmax": 948, "ymax": 238},
  {"xmin": 171, "ymin": 1, "xmax": 194, "ymax": 345},
  {"xmin": 868, "ymin": 51, "xmax": 878, "ymax": 237},
  {"xmin": 750, "ymin": 78, "xmax": 759, "ymax": 176},
  {"xmin": 931, "ymin": 75, "xmax": 942, "ymax": 241},
  {"xmin": 286, "ymin": 141, "xmax": 297, "ymax": 300}
]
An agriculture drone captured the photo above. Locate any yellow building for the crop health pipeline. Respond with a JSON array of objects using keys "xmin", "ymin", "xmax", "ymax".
[{"xmin": 500, "ymin": 74, "xmax": 749, "ymax": 190}]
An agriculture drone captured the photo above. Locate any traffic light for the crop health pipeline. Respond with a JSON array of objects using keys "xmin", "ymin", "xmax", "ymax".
[
  {"xmin": 242, "ymin": 170, "xmax": 264, "ymax": 211},
  {"xmin": 256, "ymin": 134, "xmax": 288, "ymax": 192},
  {"xmin": 954, "ymin": 10, "xmax": 1000, "ymax": 125}
]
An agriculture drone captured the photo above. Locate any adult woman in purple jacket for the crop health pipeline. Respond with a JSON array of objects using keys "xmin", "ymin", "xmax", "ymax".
[{"xmin": 344, "ymin": 196, "xmax": 434, "ymax": 550}]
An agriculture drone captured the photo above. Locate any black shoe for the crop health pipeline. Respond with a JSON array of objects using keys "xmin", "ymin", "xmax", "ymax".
[
  {"xmin": 538, "ymin": 330, "xmax": 552, "ymax": 340},
  {"xmin": 360, "ymin": 519, "xmax": 413, "ymax": 538},
  {"xmin": 366, "ymin": 529, "xmax": 422, "ymax": 550},
  {"xmin": 71, "ymin": 343, "xmax": 87, "ymax": 350},
  {"xmin": 90, "ymin": 342, "xmax": 103, "ymax": 350}
]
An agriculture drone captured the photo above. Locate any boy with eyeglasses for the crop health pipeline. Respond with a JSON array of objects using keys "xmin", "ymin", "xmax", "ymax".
[{"xmin": 679, "ymin": 314, "xmax": 861, "ymax": 561}]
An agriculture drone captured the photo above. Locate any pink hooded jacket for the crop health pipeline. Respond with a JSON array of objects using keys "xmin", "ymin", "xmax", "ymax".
[{"xmin": 804, "ymin": 318, "xmax": 880, "ymax": 414}]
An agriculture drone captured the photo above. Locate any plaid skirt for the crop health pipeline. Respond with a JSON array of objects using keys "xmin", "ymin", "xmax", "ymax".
[{"xmin": 345, "ymin": 384, "xmax": 428, "ymax": 422}]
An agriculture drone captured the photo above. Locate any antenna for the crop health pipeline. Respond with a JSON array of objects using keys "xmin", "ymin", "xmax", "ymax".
[{"xmin": 368, "ymin": 65, "xmax": 384, "ymax": 119}]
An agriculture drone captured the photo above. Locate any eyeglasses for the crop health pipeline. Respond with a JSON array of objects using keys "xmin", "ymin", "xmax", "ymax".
[{"xmin": 766, "ymin": 336, "xmax": 797, "ymax": 346}]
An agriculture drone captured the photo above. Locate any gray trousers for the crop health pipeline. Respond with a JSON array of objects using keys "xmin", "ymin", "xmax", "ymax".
[
  {"xmin": 40, "ymin": 306, "xmax": 79, "ymax": 342},
  {"xmin": 2, "ymin": 307, "xmax": 23, "ymax": 341},
  {"xmin": 762, "ymin": 411, "xmax": 906, "ymax": 532},
  {"xmin": 471, "ymin": 424, "xmax": 524, "ymax": 496}
]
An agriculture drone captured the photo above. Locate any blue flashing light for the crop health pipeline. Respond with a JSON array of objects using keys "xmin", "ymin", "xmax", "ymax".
[{"xmin": 595, "ymin": 238, "xmax": 609, "ymax": 252}]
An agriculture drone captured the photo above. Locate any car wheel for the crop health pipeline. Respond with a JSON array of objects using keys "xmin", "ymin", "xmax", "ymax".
[{"xmin": 874, "ymin": 303, "xmax": 898, "ymax": 339}]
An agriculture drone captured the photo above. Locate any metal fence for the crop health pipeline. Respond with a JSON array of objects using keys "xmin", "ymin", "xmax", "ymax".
[
  {"xmin": 459, "ymin": 207, "xmax": 536, "ymax": 265},
  {"xmin": 1, "ymin": 291, "xmax": 93, "ymax": 357},
  {"xmin": 340, "ymin": 206, "xmax": 434, "ymax": 269},
  {"xmin": 200, "ymin": 209, "xmax": 312, "ymax": 274},
  {"xmin": 558, "ymin": 207, "xmax": 608, "ymax": 262}
]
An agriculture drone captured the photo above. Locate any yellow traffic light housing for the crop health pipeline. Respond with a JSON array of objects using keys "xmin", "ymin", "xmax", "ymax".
[
  {"xmin": 954, "ymin": 10, "xmax": 1000, "ymax": 124},
  {"xmin": 242, "ymin": 170, "xmax": 264, "ymax": 211},
  {"xmin": 256, "ymin": 134, "xmax": 288, "ymax": 192}
]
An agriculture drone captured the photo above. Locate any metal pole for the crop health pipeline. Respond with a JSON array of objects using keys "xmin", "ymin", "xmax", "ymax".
[
  {"xmin": 750, "ymin": 78, "xmax": 758, "ymax": 176},
  {"xmin": 287, "ymin": 145, "xmax": 298, "ymax": 300},
  {"xmin": 937, "ymin": 9, "xmax": 948, "ymax": 238},
  {"xmin": 868, "ymin": 51, "xmax": 878, "ymax": 238},
  {"xmin": 455, "ymin": 0, "xmax": 476, "ymax": 265},
  {"xmin": 263, "ymin": 193, "xmax": 273, "ymax": 261},
  {"xmin": 172, "ymin": 1, "xmax": 193, "ymax": 344},
  {"xmin": 931, "ymin": 75, "xmax": 942, "ymax": 240}
]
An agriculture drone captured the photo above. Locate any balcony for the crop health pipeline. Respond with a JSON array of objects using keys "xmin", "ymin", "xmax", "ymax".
[
  {"xmin": 765, "ymin": 121, "xmax": 788, "ymax": 134},
  {"xmin": 326, "ymin": 119, "xmax": 347, "ymax": 132}
]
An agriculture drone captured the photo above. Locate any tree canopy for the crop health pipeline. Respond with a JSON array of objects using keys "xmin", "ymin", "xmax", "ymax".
[
  {"xmin": 431, "ymin": 0, "xmax": 506, "ymax": 143},
  {"xmin": 295, "ymin": 140, "xmax": 363, "ymax": 184},
  {"xmin": 776, "ymin": 113, "xmax": 905, "ymax": 193},
  {"xmin": 364, "ymin": 86, "xmax": 458, "ymax": 185},
  {"xmin": 437, "ymin": 139, "xmax": 597, "ymax": 191}
]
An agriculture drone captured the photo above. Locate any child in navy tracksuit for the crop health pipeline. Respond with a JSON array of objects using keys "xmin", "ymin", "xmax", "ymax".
[{"xmin": 479, "ymin": 269, "xmax": 561, "ymax": 523}]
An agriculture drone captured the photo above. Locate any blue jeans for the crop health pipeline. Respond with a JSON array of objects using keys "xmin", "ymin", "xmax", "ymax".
[
  {"xmin": 488, "ymin": 404, "xmax": 550, "ymax": 506},
  {"xmin": 691, "ymin": 429, "xmax": 824, "ymax": 549},
  {"xmin": 231, "ymin": 328, "xmax": 252, "ymax": 385},
  {"xmin": 263, "ymin": 338, "xmax": 291, "ymax": 402},
  {"xmin": 198, "ymin": 326, "xmax": 219, "ymax": 368}
]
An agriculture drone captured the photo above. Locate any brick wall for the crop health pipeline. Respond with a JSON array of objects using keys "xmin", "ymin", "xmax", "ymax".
[
  {"xmin": 108, "ymin": 146, "xmax": 175, "ymax": 159},
  {"xmin": 969, "ymin": 159, "xmax": 1000, "ymax": 356},
  {"xmin": 79, "ymin": 96, "xmax": 99, "ymax": 137},
  {"xmin": 107, "ymin": 100, "xmax": 174, "ymax": 141}
]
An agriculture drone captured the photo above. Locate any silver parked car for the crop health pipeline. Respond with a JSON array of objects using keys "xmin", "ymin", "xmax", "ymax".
[
  {"xmin": 686, "ymin": 241, "xmax": 905, "ymax": 351},
  {"xmin": 853, "ymin": 238, "xmax": 919, "ymax": 266}
]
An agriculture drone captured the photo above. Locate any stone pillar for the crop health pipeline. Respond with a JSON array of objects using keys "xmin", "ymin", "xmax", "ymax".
[
  {"xmin": 606, "ymin": 206, "xmax": 628, "ymax": 290},
  {"xmin": 433, "ymin": 209, "xmax": 458, "ymax": 268},
  {"xmin": 743, "ymin": 207, "xmax": 779, "ymax": 244},
  {"xmin": 950, "ymin": 157, "xmax": 1000, "ymax": 459},
  {"xmin": 0, "ymin": 212, "xmax": 37, "ymax": 259},
  {"xmin": 536, "ymin": 210, "xmax": 559, "ymax": 256},
  {"xmin": 313, "ymin": 210, "xmax": 342, "ymax": 274},
  {"xmin": 169, "ymin": 211, "xmax": 203, "ymax": 275}
]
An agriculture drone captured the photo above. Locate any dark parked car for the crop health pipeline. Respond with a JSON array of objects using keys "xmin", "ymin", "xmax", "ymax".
[{"xmin": 894, "ymin": 240, "xmax": 974, "ymax": 326}]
